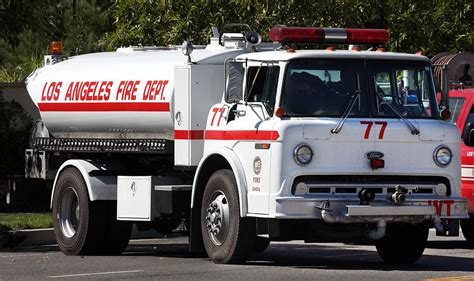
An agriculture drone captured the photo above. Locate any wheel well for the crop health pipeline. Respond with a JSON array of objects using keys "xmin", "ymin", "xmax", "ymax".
[
  {"xmin": 190, "ymin": 154, "xmax": 231, "ymax": 254},
  {"xmin": 195, "ymin": 155, "xmax": 232, "ymax": 203},
  {"xmin": 51, "ymin": 165, "xmax": 87, "ymax": 208},
  {"xmin": 52, "ymin": 159, "xmax": 120, "ymax": 208}
]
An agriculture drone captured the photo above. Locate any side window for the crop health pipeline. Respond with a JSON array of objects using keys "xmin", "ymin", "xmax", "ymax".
[
  {"xmin": 448, "ymin": 98, "xmax": 466, "ymax": 125},
  {"xmin": 246, "ymin": 66, "xmax": 280, "ymax": 116}
]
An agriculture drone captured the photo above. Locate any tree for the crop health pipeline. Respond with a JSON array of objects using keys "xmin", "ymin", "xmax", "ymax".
[{"xmin": 0, "ymin": 0, "xmax": 114, "ymax": 83}]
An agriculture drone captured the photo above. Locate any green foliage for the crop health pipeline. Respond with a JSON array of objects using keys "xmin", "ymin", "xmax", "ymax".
[
  {"xmin": 106, "ymin": 0, "xmax": 473, "ymax": 57},
  {"xmin": 0, "ymin": 99, "xmax": 33, "ymax": 181},
  {"xmin": 1, "ymin": 0, "xmax": 473, "ymax": 80},
  {"xmin": 386, "ymin": 0, "xmax": 474, "ymax": 55},
  {"xmin": 0, "ymin": 213, "xmax": 52, "ymax": 230},
  {"xmin": 0, "ymin": 0, "xmax": 114, "ymax": 83}
]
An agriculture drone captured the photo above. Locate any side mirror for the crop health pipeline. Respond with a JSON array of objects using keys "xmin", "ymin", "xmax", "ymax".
[
  {"xmin": 225, "ymin": 61, "xmax": 244, "ymax": 103},
  {"xmin": 463, "ymin": 113, "xmax": 474, "ymax": 146}
]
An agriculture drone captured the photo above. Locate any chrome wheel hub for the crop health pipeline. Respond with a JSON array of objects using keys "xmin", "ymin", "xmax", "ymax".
[
  {"xmin": 205, "ymin": 193, "xmax": 229, "ymax": 245},
  {"xmin": 59, "ymin": 187, "xmax": 80, "ymax": 238}
]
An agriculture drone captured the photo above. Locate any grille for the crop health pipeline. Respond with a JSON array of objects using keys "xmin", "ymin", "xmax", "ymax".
[
  {"xmin": 34, "ymin": 137, "xmax": 172, "ymax": 154},
  {"xmin": 292, "ymin": 175, "xmax": 450, "ymax": 196}
]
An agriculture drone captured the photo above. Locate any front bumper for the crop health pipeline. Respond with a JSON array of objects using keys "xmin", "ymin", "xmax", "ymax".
[{"xmin": 275, "ymin": 197, "xmax": 469, "ymax": 221}]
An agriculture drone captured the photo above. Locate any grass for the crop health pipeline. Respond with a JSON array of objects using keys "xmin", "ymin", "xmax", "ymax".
[{"xmin": 0, "ymin": 213, "xmax": 53, "ymax": 231}]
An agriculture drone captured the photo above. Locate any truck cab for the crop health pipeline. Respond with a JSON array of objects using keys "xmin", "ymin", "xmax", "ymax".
[{"xmin": 194, "ymin": 27, "xmax": 468, "ymax": 264}]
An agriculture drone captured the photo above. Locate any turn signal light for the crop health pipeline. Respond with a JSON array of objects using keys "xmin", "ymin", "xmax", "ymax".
[
  {"xmin": 275, "ymin": 107, "xmax": 286, "ymax": 118},
  {"xmin": 440, "ymin": 109, "xmax": 451, "ymax": 120}
]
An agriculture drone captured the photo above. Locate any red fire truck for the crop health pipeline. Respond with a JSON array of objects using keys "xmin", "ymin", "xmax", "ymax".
[{"xmin": 432, "ymin": 52, "xmax": 474, "ymax": 244}]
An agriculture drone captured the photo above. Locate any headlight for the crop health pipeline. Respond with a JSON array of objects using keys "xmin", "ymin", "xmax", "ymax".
[
  {"xmin": 294, "ymin": 144, "xmax": 314, "ymax": 165},
  {"xmin": 433, "ymin": 146, "xmax": 452, "ymax": 167}
]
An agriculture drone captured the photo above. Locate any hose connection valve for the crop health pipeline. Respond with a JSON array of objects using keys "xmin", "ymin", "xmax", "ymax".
[{"xmin": 391, "ymin": 185, "xmax": 407, "ymax": 204}]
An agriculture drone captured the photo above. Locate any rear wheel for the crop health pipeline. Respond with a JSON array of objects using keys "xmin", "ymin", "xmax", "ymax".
[
  {"xmin": 201, "ymin": 169, "xmax": 255, "ymax": 264},
  {"xmin": 375, "ymin": 223, "xmax": 429, "ymax": 264},
  {"xmin": 52, "ymin": 167, "xmax": 131, "ymax": 255},
  {"xmin": 461, "ymin": 215, "xmax": 474, "ymax": 245}
]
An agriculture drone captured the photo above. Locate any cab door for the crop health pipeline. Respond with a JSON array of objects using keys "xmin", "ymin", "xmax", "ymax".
[{"xmin": 224, "ymin": 63, "xmax": 280, "ymax": 215}]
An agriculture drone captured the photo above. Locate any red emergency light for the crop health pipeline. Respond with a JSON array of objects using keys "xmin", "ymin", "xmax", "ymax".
[{"xmin": 269, "ymin": 26, "xmax": 390, "ymax": 45}]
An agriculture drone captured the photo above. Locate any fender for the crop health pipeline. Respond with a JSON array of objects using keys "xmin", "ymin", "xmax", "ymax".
[
  {"xmin": 50, "ymin": 159, "xmax": 120, "ymax": 208},
  {"xmin": 192, "ymin": 146, "xmax": 249, "ymax": 216}
]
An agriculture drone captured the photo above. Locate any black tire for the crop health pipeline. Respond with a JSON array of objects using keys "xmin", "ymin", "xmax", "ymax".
[
  {"xmin": 96, "ymin": 201, "xmax": 132, "ymax": 255},
  {"xmin": 461, "ymin": 215, "xmax": 474, "ymax": 245},
  {"xmin": 375, "ymin": 223, "xmax": 429, "ymax": 264},
  {"xmin": 52, "ymin": 167, "xmax": 131, "ymax": 255},
  {"xmin": 254, "ymin": 237, "xmax": 270, "ymax": 253},
  {"xmin": 201, "ymin": 169, "xmax": 255, "ymax": 264}
]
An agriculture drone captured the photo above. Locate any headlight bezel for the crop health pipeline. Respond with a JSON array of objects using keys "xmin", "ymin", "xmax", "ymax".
[
  {"xmin": 293, "ymin": 144, "xmax": 314, "ymax": 166},
  {"xmin": 433, "ymin": 145, "xmax": 452, "ymax": 167}
]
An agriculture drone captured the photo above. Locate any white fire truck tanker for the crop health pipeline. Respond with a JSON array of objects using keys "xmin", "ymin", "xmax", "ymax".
[{"xmin": 24, "ymin": 24, "xmax": 468, "ymax": 264}]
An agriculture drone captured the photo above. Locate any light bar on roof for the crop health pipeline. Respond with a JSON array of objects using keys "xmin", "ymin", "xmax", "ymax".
[{"xmin": 269, "ymin": 26, "xmax": 390, "ymax": 45}]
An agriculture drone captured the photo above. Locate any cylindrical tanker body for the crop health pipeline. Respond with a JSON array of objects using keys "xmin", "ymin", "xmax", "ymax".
[{"xmin": 26, "ymin": 46, "xmax": 243, "ymax": 139}]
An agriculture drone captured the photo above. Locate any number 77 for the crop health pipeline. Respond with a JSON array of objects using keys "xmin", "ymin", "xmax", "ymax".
[{"xmin": 360, "ymin": 121, "xmax": 388, "ymax": 139}]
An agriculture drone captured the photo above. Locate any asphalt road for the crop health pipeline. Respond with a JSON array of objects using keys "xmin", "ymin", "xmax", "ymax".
[{"xmin": 0, "ymin": 230, "xmax": 473, "ymax": 281}]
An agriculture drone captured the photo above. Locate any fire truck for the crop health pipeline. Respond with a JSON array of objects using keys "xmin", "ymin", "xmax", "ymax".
[
  {"xmin": 432, "ymin": 52, "xmax": 474, "ymax": 244},
  {"xmin": 23, "ymin": 24, "xmax": 468, "ymax": 264}
]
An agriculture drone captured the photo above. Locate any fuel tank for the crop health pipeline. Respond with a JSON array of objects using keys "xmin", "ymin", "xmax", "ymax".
[{"xmin": 26, "ymin": 46, "xmax": 243, "ymax": 139}]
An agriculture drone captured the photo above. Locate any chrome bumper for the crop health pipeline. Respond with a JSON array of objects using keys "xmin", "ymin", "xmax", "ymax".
[{"xmin": 275, "ymin": 197, "xmax": 469, "ymax": 220}]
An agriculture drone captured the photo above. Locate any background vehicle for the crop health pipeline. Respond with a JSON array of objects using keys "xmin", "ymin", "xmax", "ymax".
[
  {"xmin": 432, "ymin": 52, "xmax": 474, "ymax": 244},
  {"xmin": 18, "ymin": 25, "xmax": 468, "ymax": 264}
]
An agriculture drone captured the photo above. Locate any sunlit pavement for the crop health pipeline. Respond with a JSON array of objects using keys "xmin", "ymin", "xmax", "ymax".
[{"xmin": 0, "ymin": 230, "xmax": 473, "ymax": 281}]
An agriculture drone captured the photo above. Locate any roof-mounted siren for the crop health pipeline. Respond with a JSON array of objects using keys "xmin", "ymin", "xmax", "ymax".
[
  {"xmin": 268, "ymin": 26, "xmax": 389, "ymax": 47},
  {"xmin": 219, "ymin": 23, "xmax": 261, "ymax": 49}
]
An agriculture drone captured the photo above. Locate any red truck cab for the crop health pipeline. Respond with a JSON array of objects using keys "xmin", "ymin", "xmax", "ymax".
[{"xmin": 448, "ymin": 89, "xmax": 474, "ymax": 243}]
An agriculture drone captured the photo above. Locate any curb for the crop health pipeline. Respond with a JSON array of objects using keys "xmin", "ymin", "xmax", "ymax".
[
  {"xmin": 3, "ymin": 225, "xmax": 165, "ymax": 248},
  {"xmin": 9, "ymin": 228, "xmax": 56, "ymax": 247}
]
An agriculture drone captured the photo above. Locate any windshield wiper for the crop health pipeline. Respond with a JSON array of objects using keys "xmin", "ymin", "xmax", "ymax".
[
  {"xmin": 331, "ymin": 74, "xmax": 361, "ymax": 134},
  {"xmin": 380, "ymin": 99, "xmax": 420, "ymax": 135},
  {"xmin": 376, "ymin": 92, "xmax": 420, "ymax": 135},
  {"xmin": 331, "ymin": 90, "xmax": 360, "ymax": 134}
]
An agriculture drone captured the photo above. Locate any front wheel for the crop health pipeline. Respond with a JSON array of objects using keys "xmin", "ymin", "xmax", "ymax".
[
  {"xmin": 201, "ymin": 169, "xmax": 255, "ymax": 264},
  {"xmin": 461, "ymin": 215, "xmax": 474, "ymax": 245},
  {"xmin": 375, "ymin": 223, "xmax": 429, "ymax": 264}
]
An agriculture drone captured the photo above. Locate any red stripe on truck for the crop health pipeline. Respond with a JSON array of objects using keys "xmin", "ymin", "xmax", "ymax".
[
  {"xmin": 174, "ymin": 130, "xmax": 280, "ymax": 141},
  {"xmin": 38, "ymin": 102, "xmax": 170, "ymax": 112},
  {"xmin": 205, "ymin": 130, "xmax": 280, "ymax": 140},
  {"xmin": 174, "ymin": 130, "xmax": 205, "ymax": 140}
]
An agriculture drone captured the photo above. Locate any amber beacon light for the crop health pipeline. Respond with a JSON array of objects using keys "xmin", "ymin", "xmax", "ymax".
[{"xmin": 49, "ymin": 41, "xmax": 63, "ymax": 55}]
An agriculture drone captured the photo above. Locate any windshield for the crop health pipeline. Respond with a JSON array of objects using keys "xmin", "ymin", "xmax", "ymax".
[
  {"xmin": 369, "ymin": 60, "xmax": 439, "ymax": 118},
  {"xmin": 281, "ymin": 58, "xmax": 439, "ymax": 119},
  {"xmin": 281, "ymin": 59, "xmax": 368, "ymax": 117}
]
